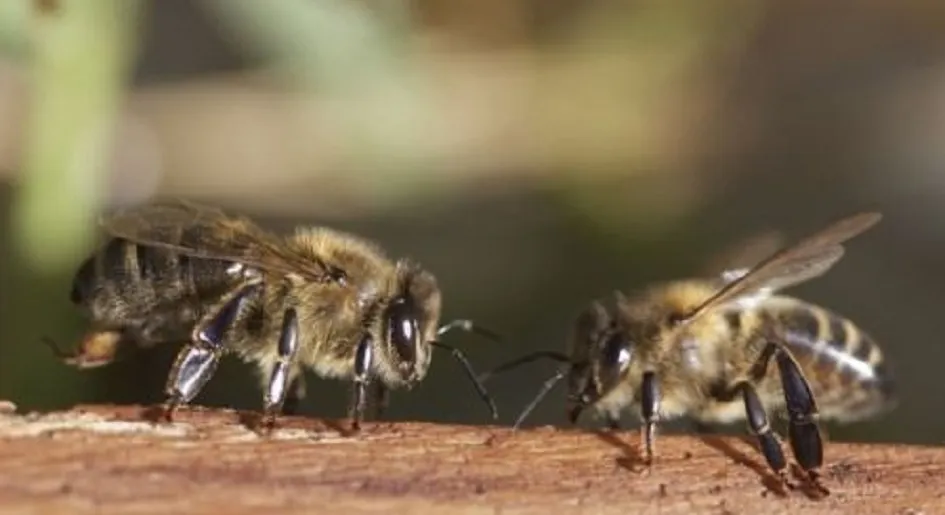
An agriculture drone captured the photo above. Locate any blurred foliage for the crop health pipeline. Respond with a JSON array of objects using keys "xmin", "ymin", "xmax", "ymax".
[
  {"xmin": 13, "ymin": 0, "xmax": 143, "ymax": 271},
  {"xmin": 0, "ymin": 1, "xmax": 28, "ymax": 58}
]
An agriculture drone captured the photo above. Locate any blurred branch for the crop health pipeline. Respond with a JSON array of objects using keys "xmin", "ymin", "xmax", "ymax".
[{"xmin": 11, "ymin": 0, "xmax": 143, "ymax": 270}]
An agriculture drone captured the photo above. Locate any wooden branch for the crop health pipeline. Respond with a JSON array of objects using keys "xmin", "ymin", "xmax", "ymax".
[{"xmin": 0, "ymin": 403, "xmax": 941, "ymax": 514}]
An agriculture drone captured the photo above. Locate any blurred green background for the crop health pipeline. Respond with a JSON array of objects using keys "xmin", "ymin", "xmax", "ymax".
[{"xmin": 2, "ymin": 0, "xmax": 945, "ymax": 446}]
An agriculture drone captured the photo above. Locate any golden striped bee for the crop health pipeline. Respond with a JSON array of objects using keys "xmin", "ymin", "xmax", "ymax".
[
  {"xmin": 484, "ymin": 211, "xmax": 894, "ymax": 488},
  {"xmin": 47, "ymin": 199, "xmax": 499, "ymax": 431}
]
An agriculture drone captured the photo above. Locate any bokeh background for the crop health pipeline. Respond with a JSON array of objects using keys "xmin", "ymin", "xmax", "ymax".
[{"xmin": 2, "ymin": 0, "xmax": 944, "ymax": 446}]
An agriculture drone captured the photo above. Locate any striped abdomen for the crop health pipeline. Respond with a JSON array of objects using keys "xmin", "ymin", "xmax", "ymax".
[
  {"xmin": 70, "ymin": 237, "xmax": 240, "ymax": 344},
  {"xmin": 766, "ymin": 297, "xmax": 896, "ymax": 422}
]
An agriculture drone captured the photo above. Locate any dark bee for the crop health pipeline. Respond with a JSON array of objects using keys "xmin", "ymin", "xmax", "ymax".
[
  {"xmin": 49, "ymin": 199, "xmax": 499, "ymax": 431},
  {"xmin": 482, "ymin": 212, "xmax": 894, "ymax": 489}
]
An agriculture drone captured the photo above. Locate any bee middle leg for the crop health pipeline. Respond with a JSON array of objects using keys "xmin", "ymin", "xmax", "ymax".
[
  {"xmin": 734, "ymin": 381, "xmax": 788, "ymax": 483},
  {"xmin": 258, "ymin": 307, "xmax": 300, "ymax": 433},
  {"xmin": 161, "ymin": 282, "xmax": 260, "ymax": 423}
]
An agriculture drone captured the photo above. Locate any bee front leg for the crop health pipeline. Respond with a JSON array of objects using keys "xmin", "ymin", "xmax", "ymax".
[
  {"xmin": 259, "ymin": 307, "xmax": 300, "ymax": 433},
  {"xmin": 349, "ymin": 334, "xmax": 374, "ymax": 432},
  {"xmin": 162, "ymin": 282, "xmax": 259, "ymax": 423},
  {"xmin": 640, "ymin": 371, "xmax": 661, "ymax": 466},
  {"xmin": 773, "ymin": 346, "xmax": 825, "ymax": 488}
]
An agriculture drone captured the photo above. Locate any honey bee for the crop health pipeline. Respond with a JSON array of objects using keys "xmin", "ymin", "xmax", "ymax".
[
  {"xmin": 482, "ymin": 211, "xmax": 894, "ymax": 487},
  {"xmin": 47, "ymin": 199, "xmax": 499, "ymax": 431}
]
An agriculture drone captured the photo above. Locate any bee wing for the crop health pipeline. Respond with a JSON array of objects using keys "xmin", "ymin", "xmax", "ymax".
[
  {"xmin": 702, "ymin": 230, "xmax": 787, "ymax": 284},
  {"xmin": 100, "ymin": 199, "xmax": 341, "ymax": 282},
  {"xmin": 681, "ymin": 211, "xmax": 882, "ymax": 324}
]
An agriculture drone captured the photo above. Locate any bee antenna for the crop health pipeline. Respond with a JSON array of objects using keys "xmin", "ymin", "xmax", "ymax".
[
  {"xmin": 436, "ymin": 319, "xmax": 502, "ymax": 343},
  {"xmin": 430, "ymin": 340, "xmax": 499, "ymax": 420},
  {"xmin": 476, "ymin": 351, "xmax": 571, "ymax": 383},
  {"xmin": 513, "ymin": 368, "xmax": 568, "ymax": 430}
]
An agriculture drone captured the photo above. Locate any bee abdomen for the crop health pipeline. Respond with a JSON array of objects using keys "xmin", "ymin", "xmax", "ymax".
[
  {"xmin": 775, "ymin": 305, "xmax": 896, "ymax": 422},
  {"xmin": 71, "ymin": 238, "xmax": 236, "ymax": 317},
  {"xmin": 70, "ymin": 238, "xmax": 133, "ymax": 305}
]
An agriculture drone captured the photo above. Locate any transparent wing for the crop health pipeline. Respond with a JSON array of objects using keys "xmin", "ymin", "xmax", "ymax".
[
  {"xmin": 681, "ymin": 211, "xmax": 882, "ymax": 324},
  {"xmin": 100, "ymin": 199, "xmax": 341, "ymax": 282},
  {"xmin": 701, "ymin": 229, "xmax": 786, "ymax": 284}
]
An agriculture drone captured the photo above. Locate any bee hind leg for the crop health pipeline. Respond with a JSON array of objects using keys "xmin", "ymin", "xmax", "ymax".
[
  {"xmin": 258, "ymin": 308, "xmax": 300, "ymax": 434},
  {"xmin": 161, "ymin": 282, "xmax": 259, "ymax": 424},
  {"xmin": 161, "ymin": 344, "xmax": 220, "ymax": 424},
  {"xmin": 773, "ymin": 345, "xmax": 827, "ymax": 493}
]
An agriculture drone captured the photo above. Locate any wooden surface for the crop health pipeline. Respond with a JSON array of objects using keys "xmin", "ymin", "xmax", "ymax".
[{"xmin": 0, "ymin": 402, "xmax": 942, "ymax": 514}]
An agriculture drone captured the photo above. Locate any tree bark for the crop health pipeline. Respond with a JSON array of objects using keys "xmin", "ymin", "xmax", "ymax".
[{"xmin": 0, "ymin": 403, "xmax": 941, "ymax": 514}]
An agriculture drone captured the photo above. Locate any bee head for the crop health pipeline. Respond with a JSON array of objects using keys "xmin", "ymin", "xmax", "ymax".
[
  {"xmin": 565, "ymin": 299, "xmax": 636, "ymax": 421},
  {"xmin": 567, "ymin": 330, "xmax": 634, "ymax": 411},
  {"xmin": 375, "ymin": 261, "xmax": 441, "ymax": 384}
]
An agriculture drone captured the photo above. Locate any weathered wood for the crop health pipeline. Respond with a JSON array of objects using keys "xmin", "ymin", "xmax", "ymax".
[{"xmin": 0, "ymin": 402, "xmax": 941, "ymax": 514}]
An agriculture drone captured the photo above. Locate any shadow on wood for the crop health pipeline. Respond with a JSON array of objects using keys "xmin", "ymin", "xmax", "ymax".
[{"xmin": 0, "ymin": 403, "xmax": 941, "ymax": 514}]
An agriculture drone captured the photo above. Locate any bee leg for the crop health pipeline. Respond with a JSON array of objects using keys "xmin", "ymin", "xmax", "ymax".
[
  {"xmin": 640, "ymin": 371, "xmax": 661, "ymax": 466},
  {"xmin": 737, "ymin": 381, "xmax": 789, "ymax": 484},
  {"xmin": 774, "ymin": 347, "xmax": 825, "ymax": 489},
  {"xmin": 349, "ymin": 334, "xmax": 374, "ymax": 432},
  {"xmin": 162, "ymin": 345, "xmax": 219, "ymax": 423},
  {"xmin": 260, "ymin": 308, "xmax": 300, "ymax": 434},
  {"xmin": 162, "ymin": 282, "xmax": 259, "ymax": 423}
]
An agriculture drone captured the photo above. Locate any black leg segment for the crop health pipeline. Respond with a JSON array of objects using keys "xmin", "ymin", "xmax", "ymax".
[
  {"xmin": 261, "ymin": 307, "xmax": 300, "ymax": 431},
  {"xmin": 162, "ymin": 345, "xmax": 219, "ymax": 421},
  {"xmin": 738, "ymin": 381, "xmax": 788, "ymax": 478},
  {"xmin": 775, "ymin": 348, "xmax": 823, "ymax": 477},
  {"xmin": 350, "ymin": 334, "xmax": 374, "ymax": 431},
  {"xmin": 162, "ymin": 282, "xmax": 259, "ymax": 422},
  {"xmin": 640, "ymin": 371, "xmax": 660, "ymax": 464}
]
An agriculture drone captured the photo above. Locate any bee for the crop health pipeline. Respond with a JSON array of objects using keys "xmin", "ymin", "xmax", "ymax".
[
  {"xmin": 482, "ymin": 211, "xmax": 894, "ymax": 487},
  {"xmin": 48, "ymin": 199, "xmax": 499, "ymax": 431}
]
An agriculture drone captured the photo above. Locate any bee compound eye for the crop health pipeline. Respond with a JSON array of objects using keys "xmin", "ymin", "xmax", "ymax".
[
  {"xmin": 387, "ymin": 299, "xmax": 419, "ymax": 366},
  {"xmin": 602, "ymin": 334, "xmax": 632, "ymax": 373}
]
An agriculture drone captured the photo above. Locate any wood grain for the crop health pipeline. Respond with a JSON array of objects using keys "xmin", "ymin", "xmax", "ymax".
[{"xmin": 0, "ymin": 403, "xmax": 941, "ymax": 514}]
